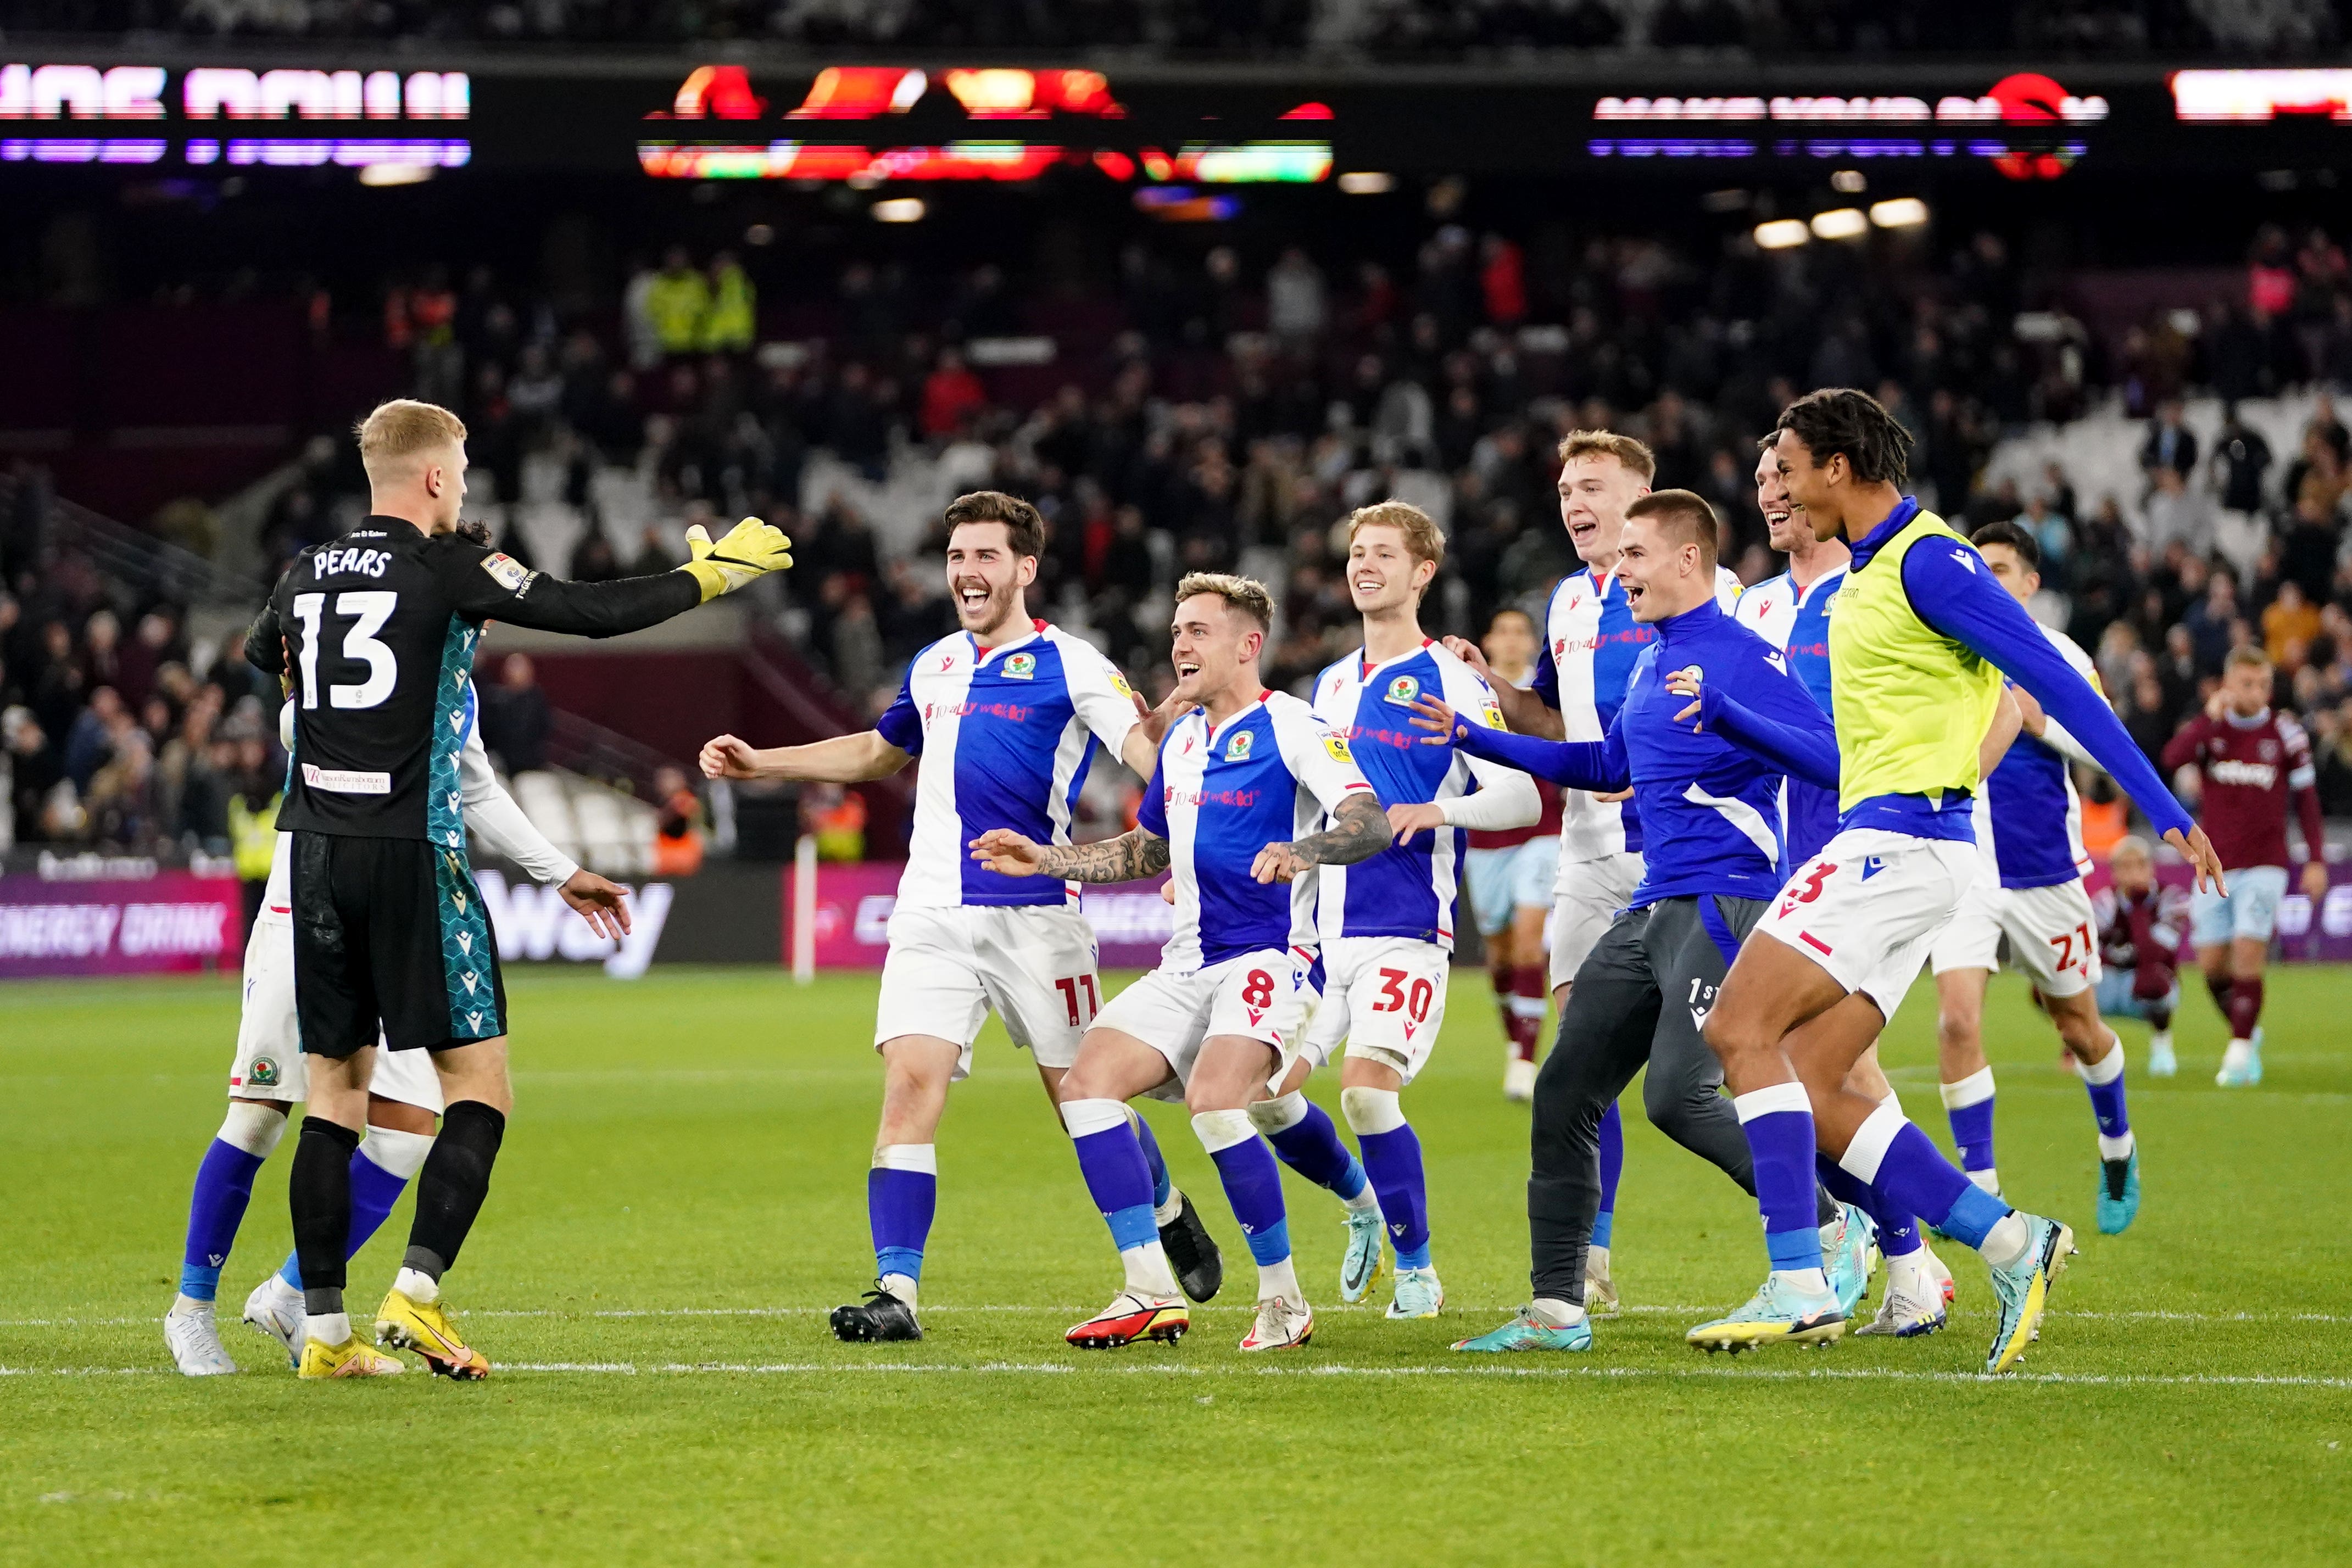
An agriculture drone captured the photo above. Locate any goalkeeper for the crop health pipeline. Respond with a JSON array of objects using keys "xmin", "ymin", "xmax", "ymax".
[{"xmin": 244, "ymin": 397, "xmax": 792, "ymax": 1380}]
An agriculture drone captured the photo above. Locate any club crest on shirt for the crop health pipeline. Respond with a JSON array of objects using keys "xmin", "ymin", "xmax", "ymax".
[
  {"xmin": 1225, "ymin": 730, "xmax": 1255, "ymax": 761},
  {"xmin": 1385, "ymin": 674, "xmax": 1421, "ymax": 705},
  {"xmin": 1002, "ymin": 652, "xmax": 1036, "ymax": 680},
  {"xmin": 247, "ymin": 1056, "xmax": 280, "ymax": 1088}
]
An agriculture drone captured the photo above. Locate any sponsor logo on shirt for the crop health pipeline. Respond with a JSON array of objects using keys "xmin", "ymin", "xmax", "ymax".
[
  {"xmin": 1385, "ymin": 674, "xmax": 1421, "ymax": 705},
  {"xmin": 1166, "ymin": 786, "xmax": 1262, "ymax": 808},
  {"xmin": 926, "ymin": 700, "xmax": 1034, "ymax": 724},
  {"xmin": 1108, "ymin": 669, "xmax": 1135, "ymax": 700},
  {"xmin": 2209, "ymin": 758, "xmax": 2278, "ymax": 789},
  {"xmin": 1002, "ymin": 651, "xmax": 1036, "ymax": 680},
  {"xmin": 1481, "ymin": 700, "xmax": 1504, "ymax": 728},
  {"xmin": 1225, "ymin": 730, "xmax": 1254, "ymax": 761},
  {"xmin": 302, "ymin": 762, "xmax": 392, "ymax": 795},
  {"xmin": 1320, "ymin": 733, "xmax": 1355, "ymax": 763}
]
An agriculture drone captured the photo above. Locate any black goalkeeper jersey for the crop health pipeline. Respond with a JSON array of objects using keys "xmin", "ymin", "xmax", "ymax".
[{"xmin": 248, "ymin": 515, "xmax": 701, "ymax": 842}]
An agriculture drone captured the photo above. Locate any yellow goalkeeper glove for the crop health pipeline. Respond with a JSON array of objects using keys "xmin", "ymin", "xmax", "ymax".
[{"xmin": 678, "ymin": 517, "xmax": 794, "ymax": 602}]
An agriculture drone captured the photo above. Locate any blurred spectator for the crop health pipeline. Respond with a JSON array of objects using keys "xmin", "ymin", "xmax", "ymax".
[
  {"xmin": 701, "ymin": 252, "xmax": 756, "ymax": 354},
  {"xmin": 482, "ymin": 653, "xmax": 552, "ymax": 774},
  {"xmin": 650, "ymin": 765, "xmax": 705, "ymax": 877},
  {"xmin": 2140, "ymin": 400, "xmax": 2198, "ymax": 481},
  {"xmin": 646, "ymin": 247, "xmax": 710, "ymax": 359},
  {"xmin": 919, "ymin": 349, "xmax": 988, "ymax": 440}
]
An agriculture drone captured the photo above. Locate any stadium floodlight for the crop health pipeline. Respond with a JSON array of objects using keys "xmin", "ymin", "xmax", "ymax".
[
  {"xmin": 1869, "ymin": 197, "xmax": 1931, "ymax": 228},
  {"xmin": 1753, "ymin": 218, "xmax": 1809, "ymax": 249},
  {"xmin": 1338, "ymin": 171, "xmax": 1395, "ymax": 194},
  {"xmin": 872, "ymin": 197, "xmax": 926, "ymax": 222},
  {"xmin": 1831, "ymin": 169, "xmax": 1866, "ymax": 193},
  {"xmin": 1810, "ymin": 207, "xmax": 1869, "ymax": 240},
  {"xmin": 358, "ymin": 161, "xmax": 432, "ymax": 186}
]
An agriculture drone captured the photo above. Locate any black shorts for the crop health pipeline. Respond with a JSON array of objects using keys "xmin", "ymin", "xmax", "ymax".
[{"xmin": 289, "ymin": 830, "xmax": 508, "ymax": 1056}]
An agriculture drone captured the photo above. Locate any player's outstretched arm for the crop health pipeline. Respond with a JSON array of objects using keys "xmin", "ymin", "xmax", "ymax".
[
  {"xmin": 1902, "ymin": 542, "xmax": 2225, "ymax": 892},
  {"xmin": 970, "ymin": 826, "xmax": 1171, "ymax": 883},
  {"xmin": 1440, "ymin": 635, "xmax": 1564, "ymax": 739},
  {"xmin": 1661, "ymin": 661, "xmax": 1842, "ymax": 789},
  {"xmin": 1253, "ymin": 791, "xmax": 1390, "ymax": 884},
  {"xmin": 1404, "ymin": 695, "xmax": 1627, "ymax": 793},
  {"xmin": 701, "ymin": 730, "xmax": 911, "ymax": 783},
  {"xmin": 443, "ymin": 518, "xmax": 792, "ymax": 639}
]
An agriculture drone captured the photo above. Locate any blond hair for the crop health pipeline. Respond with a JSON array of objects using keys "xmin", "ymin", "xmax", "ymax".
[
  {"xmin": 1556, "ymin": 428, "xmax": 1657, "ymax": 483},
  {"xmin": 355, "ymin": 399, "xmax": 467, "ymax": 476},
  {"xmin": 1174, "ymin": 571, "xmax": 1276, "ymax": 632},
  {"xmin": 2108, "ymin": 834, "xmax": 2152, "ymax": 866},
  {"xmin": 1347, "ymin": 500, "xmax": 1447, "ymax": 570}
]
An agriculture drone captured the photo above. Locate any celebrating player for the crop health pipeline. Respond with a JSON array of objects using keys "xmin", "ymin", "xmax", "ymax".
[
  {"xmin": 2093, "ymin": 836, "xmax": 2191, "ymax": 1075},
  {"xmin": 700, "ymin": 490, "xmax": 1218, "ymax": 1344},
  {"xmin": 1247, "ymin": 504, "xmax": 1537, "ymax": 1320},
  {"xmin": 971, "ymin": 573, "xmax": 1390, "ymax": 1353},
  {"xmin": 1445, "ymin": 431, "xmax": 1740, "ymax": 1309},
  {"xmin": 1737, "ymin": 441, "xmax": 1963, "ymax": 1331},
  {"xmin": 165, "ymin": 671, "xmax": 620, "ymax": 1375},
  {"xmin": 1419, "ymin": 492, "xmax": 1863, "ymax": 1354},
  {"xmin": 2160, "ymin": 646, "xmax": 2329, "ymax": 1087},
  {"xmin": 1926, "ymin": 520, "xmax": 2143, "ymax": 1235},
  {"xmin": 247, "ymin": 398, "xmax": 788, "ymax": 1380},
  {"xmin": 1458, "ymin": 608, "xmax": 1563, "ymax": 1102},
  {"xmin": 1697, "ymin": 388, "xmax": 2221, "ymax": 1374}
]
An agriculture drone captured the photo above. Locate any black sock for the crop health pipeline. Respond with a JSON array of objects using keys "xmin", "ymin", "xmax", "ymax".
[
  {"xmin": 292, "ymin": 1117, "xmax": 361, "ymax": 1317},
  {"xmin": 2205, "ymin": 970, "xmax": 2234, "ymax": 1018},
  {"xmin": 1814, "ymin": 1181, "xmax": 1841, "ymax": 1227},
  {"xmin": 405, "ymin": 1100, "xmax": 506, "ymax": 1280}
]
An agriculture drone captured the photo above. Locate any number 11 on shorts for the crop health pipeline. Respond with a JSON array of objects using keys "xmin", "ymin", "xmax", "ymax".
[{"xmin": 1055, "ymin": 974, "xmax": 1101, "ymax": 1026}]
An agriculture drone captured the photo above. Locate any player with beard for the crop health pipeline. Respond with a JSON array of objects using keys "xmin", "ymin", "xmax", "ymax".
[{"xmin": 701, "ymin": 492, "xmax": 1218, "ymax": 1343}]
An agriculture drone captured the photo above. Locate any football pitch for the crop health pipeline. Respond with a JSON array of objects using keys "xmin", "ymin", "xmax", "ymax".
[{"xmin": 4, "ymin": 966, "xmax": 2349, "ymax": 1566}]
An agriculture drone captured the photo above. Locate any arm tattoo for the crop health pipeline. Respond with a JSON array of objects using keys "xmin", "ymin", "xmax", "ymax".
[
  {"xmin": 1035, "ymin": 828, "xmax": 1172, "ymax": 884},
  {"xmin": 1286, "ymin": 793, "xmax": 1390, "ymax": 868}
]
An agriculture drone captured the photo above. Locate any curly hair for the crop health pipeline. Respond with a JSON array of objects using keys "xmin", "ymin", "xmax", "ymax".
[{"xmin": 1773, "ymin": 388, "xmax": 1913, "ymax": 488}]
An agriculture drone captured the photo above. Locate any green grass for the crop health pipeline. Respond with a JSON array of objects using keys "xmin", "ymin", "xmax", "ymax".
[{"xmin": 4, "ymin": 964, "xmax": 2350, "ymax": 1566}]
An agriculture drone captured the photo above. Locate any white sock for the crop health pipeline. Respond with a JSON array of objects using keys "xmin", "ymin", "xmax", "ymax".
[
  {"xmin": 878, "ymin": 1272, "xmax": 918, "ymax": 1310},
  {"xmin": 1967, "ymin": 1168, "xmax": 2002, "ymax": 1194},
  {"xmin": 170, "ymin": 1293, "xmax": 211, "ymax": 1316},
  {"xmin": 393, "ymin": 1266, "xmax": 439, "ymax": 1305},
  {"xmin": 1585, "ymin": 1244, "xmax": 1611, "ymax": 1275},
  {"xmin": 2080, "ymin": 1032, "xmax": 2126, "ymax": 1084},
  {"xmin": 358, "ymin": 1126, "xmax": 436, "ymax": 1181},
  {"xmin": 2098, "ymin": 1131, "xmax": 2136, "ymax": 1162},
  {"xmin": 1878, "ymin": 1088, "xmax": 1905, "ymax": 1117},
  {"xmin": 2152, "ymin": 1028, "xmax": 2173, "ymax": 1052},
  {"xmin": 1257, "ymin": 1254, "xmax": 1302, "ymax": 1304},
  {"xmin": 1980, "ymin": 1212, "xmax": 2032, "ymax": 1270},
  {"xmin": 1120, "ymin": 1243, "xmax": 1180, "ymax": 1299},
  {"xmin": 306, "ymin": 1310, "xmax": 352, "ymax": 1347},
  {"xmin": 1341, "ymin": 1181, "xmax": 1380, "ymax": 1214},
  {"xmin": 1152, "ymin": 1191, "xmax": 1184, "ymax": 1227},
  {"xmin": 1773, "ymin": 1267, "xmax": 1830, "ymax": 1297},
  {"xmin": 2223, "ymin": 1037, "xmax": 2254, "ymax": 1062},
  {"xmin": 1889, "ymin": 1249, "xmax": 1933, "ymax": 1301},
  {"xmin": 261, "ymin": 1272, "xmax": 302, "ymax": 1304},
  {"xmin": 1528, "ymin": 1296, "xmax": 1587, "ymax": 1329}
]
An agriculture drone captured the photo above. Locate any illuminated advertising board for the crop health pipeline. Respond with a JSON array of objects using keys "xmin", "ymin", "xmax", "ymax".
[{"xmin": 0, "ymin": 60, "xmax": 470, "ymax": 168}]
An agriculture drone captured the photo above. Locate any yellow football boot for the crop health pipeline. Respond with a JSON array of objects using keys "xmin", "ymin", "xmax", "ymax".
[{"xmin": 375, "ymin": 1288, "xmax": 491, "ymax": 1380}]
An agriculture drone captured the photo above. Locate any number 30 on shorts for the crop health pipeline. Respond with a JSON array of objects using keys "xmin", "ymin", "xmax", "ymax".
[
  {"xmin": 1371, "ymin": 967, "xmax": 1434, "ymax": 1023},
  {"xmin": 1054, "ymin": 974, "xmax": 1101, "ymax": 1026}
]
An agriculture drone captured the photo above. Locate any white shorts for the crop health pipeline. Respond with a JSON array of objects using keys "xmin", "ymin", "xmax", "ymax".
[
  {"xmin": 1463, "ymin": 837, "xmax": 1559, "ymax": 938},
  {"xmin": 1294, "ymin": 935, "xmax": 1451, "ymax": 1086},
  {"xmin": 1550, "ymin": 851, "xmax": 1645, "ymax": 991},
  {"xmin": 874, "ymin": 902, "xmax": 1102, "ymax": 1080},
  {"xmin": 228, "ymin": 916, "xmax": 443, "ymax": 1112},
  {"xmin": 1929, "ymin": 876, "xmax": 2102, "ymax": 997},
  {"xmin": 1755, "ymin": 828, "xmax": 1978, "ymax": 1019},
  {"xmin": 1093, "ymin": 947, "xmax": 1316, "ymax": 1097}
]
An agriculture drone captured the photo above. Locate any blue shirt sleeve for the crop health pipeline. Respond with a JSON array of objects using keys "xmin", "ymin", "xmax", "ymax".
[
  {"xmin": 1698, "ymin": 656, "xmax": 1843, "ymax": 791},
  {"xmin": 1136, "ymin": 746, "xmax": 1169, "ymax": 838},
  {"xmin": 1451, "ymin": 707, "xmax": 1628, "ymax": 791},
  {"xmin": 874, "ymin": 669, "xmax": 923, "ymax": 755},
  {"xmin": 1900, "ymin": 542, "xmax": 2192, "ymax": 836},
  {"xmin": 1531, "ymin": 628, "xmax": 1561, "ymax": 711}
]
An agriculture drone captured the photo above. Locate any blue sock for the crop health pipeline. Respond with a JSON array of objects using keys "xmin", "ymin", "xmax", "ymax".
[
  {"xmin": 869, "ymin": 1155, "xmax": 938, "ymax": 1284},
  {"xmin": 1944, "ymin": 1077, "xmax": 1997, "ymax": 1178},
  {"xmin": 1816, "ymin": 1153, "xmax": 1919, "ymax": 1258},
  {"xmin": 2083, "ymin": 1045, "xmax": 2130, "ymax": 1142},
  {"xmin": 1868, "ymin": 1119, "xmax": 2009, "ymax": 1249},
  {"xmin": 276, "ymin": 1141, "xmax": 418, "ymax": 1289},
  {"xmin": 1207, "ymin": 1136, "xmax": 1292, "ymax": 1265},
  {"xmin": 1358, "ymin": 1124, "xmax": 1430, "ymax": 1269},
  {"xmin": 1592, "ymin": 1097, "xmax": 1624, "ymax": 1249},
  {"xmin": 181, "ymin": 1139, "xmax": 268, "ymax": 1302},
  {"xmin": 1734, "ymin": 1086, "xmax": 1823, "ymax": 1276},
  {"xmin": 1129, "ymin": 1111, "xmax": 1174, "ymax": 1210},
  {"xmin": 1266, "ymin": 1101, "xmax": 1368, "ymax": 1202},
  {"xmin": 1068, "ymin": 1109, "xmax": 1159, "ymax": 1252}
]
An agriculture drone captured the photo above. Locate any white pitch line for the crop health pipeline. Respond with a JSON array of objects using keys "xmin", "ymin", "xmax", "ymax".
[{"xmin": 8, "ymin": 1361, "xmax": 2350, "ymax": 1390}]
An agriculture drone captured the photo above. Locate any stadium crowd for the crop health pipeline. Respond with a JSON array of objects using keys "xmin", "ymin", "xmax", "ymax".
[
  {"xmin": 7, "ymin": 0, "xmax": 2328, "ymax": 54},
  {"xmin": 12, "ymin": 214, "xmax": 2352, "ymax": 857}
]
